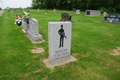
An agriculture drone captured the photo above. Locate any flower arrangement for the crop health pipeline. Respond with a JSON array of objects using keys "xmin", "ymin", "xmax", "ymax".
[
  {"xmin": 103, "ymin": 12, "xmax": 107, "ymax": 17},
  {"xmin": 23, "ymin": 11, "xmax": 31, "ymax": 24}
]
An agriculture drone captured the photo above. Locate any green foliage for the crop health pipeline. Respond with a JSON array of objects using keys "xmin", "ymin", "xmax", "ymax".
[
  {"xmin": 107, "ymin": 7, "xmax": 117, "ymax": 13},
  {"xmin": 99, "ymin": 7, "xmax": 108, "ymax": 14},
  {"xmin": 31, "ymin": 0, "xmax": 120, "ymax": 13},
  {"xmin": 0, "ymin": 7, "xmax": 2, "ymax": 10}
]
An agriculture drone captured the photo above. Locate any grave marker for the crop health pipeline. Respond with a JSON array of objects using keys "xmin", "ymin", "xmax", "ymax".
[
  {"xmin": 48, "ymin": 22, "xmax": 72, "ymax": 63},
  {"xmin": 60, "ymin": 13, "xmax": 73, "ymax": 23},
  {"xmin": 76, "ymin": 10, "xmax": 80, "ymax": 14},
  {"xmin": 22, "ymin": 18, "xmax": 43, "ymax": 41},
  {"xmin": 102, "ymin": 13, "xmax": 120, "ymax": 24},
  {"xmin": 86, "ymin": 10, "xmax": 101, "ymax": 16}
]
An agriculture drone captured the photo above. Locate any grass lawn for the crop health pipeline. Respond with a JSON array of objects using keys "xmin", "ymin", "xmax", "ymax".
[{"xmin": 0, "ymin": 9, "xmax": 120, "ymax": 80}]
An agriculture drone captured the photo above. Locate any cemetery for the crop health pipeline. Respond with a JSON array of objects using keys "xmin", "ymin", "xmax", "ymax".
[{"xmin": 0, "ymin": 1, "xmax": 120, "ymax": 79}]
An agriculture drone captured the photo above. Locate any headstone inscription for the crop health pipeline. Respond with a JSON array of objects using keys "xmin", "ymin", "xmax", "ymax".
[
  {"xmin": 23, "ymin": 18, "xmax": 43, "ymax": 41},
  {"xmin": 76, "ymin": 9, "xmax": 80, "ymax": 14},
  {"xmin": 86, "ymin": 10, "xmax": 101, "ymax": 16},
  {"xmin": 48, "ymin": 22, "xmax": 72, "ymax": 63},
  {"xmin": 102, "ymin": 14, "xmax": 120, "ymax": 24},
  {"xmin": 60, "ymin": 13, "xmax": 73, "ymax": 23}
]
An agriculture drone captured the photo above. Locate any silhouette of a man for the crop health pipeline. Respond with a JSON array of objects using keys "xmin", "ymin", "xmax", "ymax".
[{"xmin": 58, "ymin": 25, "xmax": 67, "ymax": 48}]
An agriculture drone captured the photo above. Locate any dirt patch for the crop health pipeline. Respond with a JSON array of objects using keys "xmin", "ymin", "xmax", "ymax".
[
  {"xmin": 39, "ymin": 58, "xmax": 47, "ymax": 62},
  {"xmin": 34, "ymin": 69, "xmax": 42, "ymax": 73},
  {"xmin": 72, "ymin": 53, "xmax": 78, "ymax": 57},
  {"xmin": 31, "ymin": 48, "xmax": 45, "ymax": 53},
  {"xmin": 24, "ymin": 72, "xmax": 31, "ymax": 77},
  {"xmin": 86, "ymin": 52, "xmax": 91, "ymax": 56},
  {"xmin": 43, "ymin": 76, "xmax": 48, "ymax": 80},
  {"xmin": 108, "ymin": 34, "xmax": 112, "ymax": 36},
  {"xmin": 93, "ymin": 20, "xmax": 101, "ymax": 23},
  {"xmin": 50, "ymin": 68, "xmax": 54, "ymax": 73},
  {"xmin": 110, "ymin": 47, "xmax": 120, "ymax": 56}
]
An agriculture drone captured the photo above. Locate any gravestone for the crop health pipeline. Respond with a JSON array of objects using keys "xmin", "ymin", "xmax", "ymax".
[
  {"xmin": 86, "ymin": 10, "xmax": 101, "ymax": 16},
  {"xmin": 76, "ymin": 10, "xmax": 80, "ymax": 14},
  {"xmin": 102, "ymin": 14, "xmax": 120, "ymax": 24},
  {"xmin": 48, "ymin": 22, "xmax": 72, "ymax": 63},
  {"xmin": 45, "ymin": 11, "xmax": 48, "ymax": 14},
  {"xmin": 36, "ymin": 9, "xmax": 39, "ymax": 12},
  {"xmin": 60, "ymin": 13, "xmax": 73, "ymax": 23},
  {"xmin": 11, "ymin": 12, "xmax": 13, "ymax": 15},
  {"xmin": 23, "ymin": 18, "xmax": 43, "ymax": 41},
  {"xmin": 55, "ymin": 10, "xmax": 58, "ymax": 13}
]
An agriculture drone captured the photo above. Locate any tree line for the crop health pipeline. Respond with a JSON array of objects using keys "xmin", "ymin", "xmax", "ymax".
[{"xmin": 32, "ymin": 0, "xmax": 120, "ymax": 13}]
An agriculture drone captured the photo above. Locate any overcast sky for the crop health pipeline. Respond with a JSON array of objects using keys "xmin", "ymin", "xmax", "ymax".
[{"xmin": 0, "ymin": 0, "xmax": 32, "ymax": 9}]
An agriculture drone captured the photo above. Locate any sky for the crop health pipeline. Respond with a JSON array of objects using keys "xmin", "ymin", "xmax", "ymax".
[{"xmin": 0, "ymin": 0, "xmax": 32, "ymax": 9}]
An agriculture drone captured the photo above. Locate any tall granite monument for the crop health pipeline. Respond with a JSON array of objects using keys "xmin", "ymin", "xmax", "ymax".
[{"xmin": 48, "ymin": 22, "xmax": 72, "ymax": 63}]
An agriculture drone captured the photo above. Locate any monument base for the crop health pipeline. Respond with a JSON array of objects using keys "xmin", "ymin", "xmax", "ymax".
[
  {"xmin": 102, "ymin": 20, "xmax": 120, "ymax": 24},
  {"xmin": 43, "ymin": 55, "xmax": 77, "ymax": 68},
  {"xmin": 27, "ymin": 30, "xmax": 43, "ymax": 41},
  {"xmin": 25, "ymin": 34, "xmax": 45, "ymax": 43}
]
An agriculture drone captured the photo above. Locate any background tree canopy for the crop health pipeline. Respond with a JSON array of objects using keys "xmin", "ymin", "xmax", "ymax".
[{"xmin": 31, "ymin": 0, "xmax": 120, "ymax": 13}]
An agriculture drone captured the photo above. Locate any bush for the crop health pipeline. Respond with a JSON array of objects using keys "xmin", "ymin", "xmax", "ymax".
[
  {"xmin": 0, "ymin": 7, "xmax": 2, "ymax": 10},
  {"xmin": 99, "ymin": 7, "xmax": 108, "ymax": 14}
]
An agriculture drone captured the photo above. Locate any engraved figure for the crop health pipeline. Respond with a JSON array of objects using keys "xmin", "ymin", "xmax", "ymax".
[{"xmin": 58, "ymin": 25, "xmax": 67, "ymax": 48}]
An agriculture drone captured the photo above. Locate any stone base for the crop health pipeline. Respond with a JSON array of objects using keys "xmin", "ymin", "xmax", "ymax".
[
  {"xmin": 22, "ymin": 29, "xmax": 27, "ymax": 33},
  {"xmin": 25, "ymin": 34, "xmax": 45, "ymax": 43},
  {"xmin": 27, "ymin": 30, "xmax": 43, "ymax": 41},
  {"xmin": 43, "ymin": 55, "xmax": 77, "ymax": 68},
  {"xmin": 102, "ymin": 20, "xmax": 120, "ymax": 24},
  {"xmin": 76, "ymin": 12, "xmax": 80, "ymax": 14}
]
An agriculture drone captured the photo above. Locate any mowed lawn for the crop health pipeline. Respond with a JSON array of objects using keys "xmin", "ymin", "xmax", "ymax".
[{"xmin": 0, "ymin": 9, "xmax": 120, "ymax": 80}]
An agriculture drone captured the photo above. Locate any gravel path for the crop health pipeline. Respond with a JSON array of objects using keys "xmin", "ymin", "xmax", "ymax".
[{"xmin": 0, "ymin": 10, "xmax": 5, "ymax": 16}]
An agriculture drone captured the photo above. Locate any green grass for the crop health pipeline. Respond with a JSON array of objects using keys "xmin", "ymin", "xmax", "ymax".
[{"xmin": 0, "ymin": 9, "xmax": 120, "ymax": 80}]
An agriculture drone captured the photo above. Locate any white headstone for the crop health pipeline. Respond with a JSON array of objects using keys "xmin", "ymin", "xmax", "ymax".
[
  {"xmin": 48, "ymin": 22, "xmax": 72, "ymax": 63},
  {"xmin": 76, "ymin": 10, "xmax": 80, "ymax": 14}
]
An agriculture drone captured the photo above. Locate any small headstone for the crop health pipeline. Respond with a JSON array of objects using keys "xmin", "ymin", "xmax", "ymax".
[
  {"xmin": 60, "ymin": 13, "xmax": 73, "ymax": 23},
  {"xmin": 54, "ymin": 9, "xmax": 55, "ymax": 11},
  {"xmin": 45, "ymin": 10, "xmax": 48, "ymax": 14},
  {"xmin": 86, "ymin": 10, "xmax": 101, "ymax": 16},
  {"xmin": 23, "ymin": 18, "xmax": 43, "ymax": 41},
  {"xmin": 36, "ymin": 9, "xmax": 39, "ymax": 12},
  {"xmin": 11, "ymin": 12, "xmax": 13, "ymax": 15},
  {"xmin": 102, "ymin": 13, "xmax": 120, "ymax": 24},
  {"xmin": 76, "ymin": 9, "xmax": 80, "ymax": 14},
  {"xmin": 48, "ymin": 22, "xmax": 72, "ymax": 63},
  {"xmin": 55, "ymin": 10, "xmax": 58, "ymax": 13}
]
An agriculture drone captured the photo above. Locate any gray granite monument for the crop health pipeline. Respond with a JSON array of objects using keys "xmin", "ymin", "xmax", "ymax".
[
  {"xmin": 60, "ymin": 13, "xmax": 73, "ymax": 23},
  {"xmin": 102, "ymin": 13, "xmax": 120, "ymax": 24},
  {"xmin": 86, "ymin": 10, "xmax": 101, "ymax": 16},
  {"xmin": 48, "ymin": 22, "xmax": 72, "ymax": 63},
  {"xmin": 22, "ymin": 18, "xmax": 43, "ymax": 41}
]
